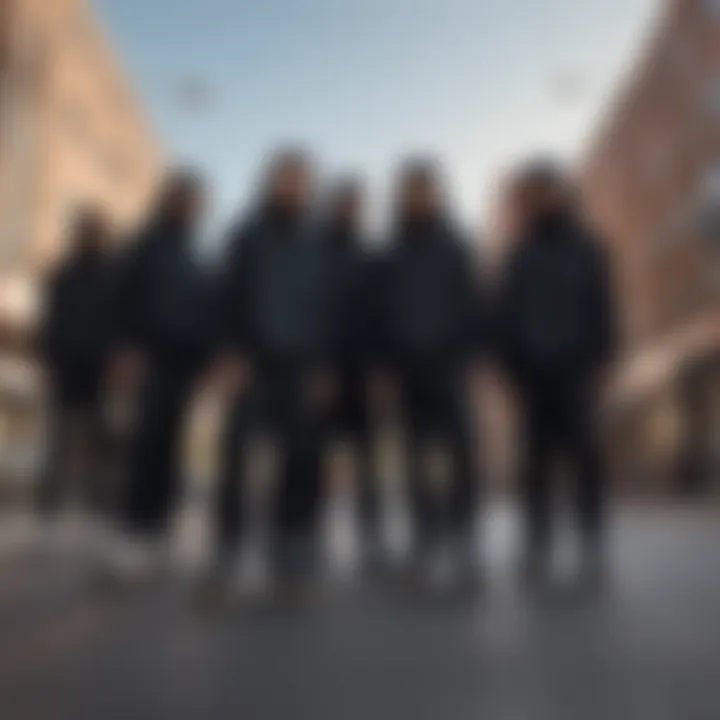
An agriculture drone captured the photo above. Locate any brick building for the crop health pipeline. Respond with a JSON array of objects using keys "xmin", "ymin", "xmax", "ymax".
[
  {"xmin": 0, "ymin": 0, "xmax": 161, "ymax": 482},
  {"xmin": 582, "ymin": 0, "xmax": 720, "ymax": 492},
  {"xmin": 0, "ymin": 0, "xmax": 160, "ymax": 335}
]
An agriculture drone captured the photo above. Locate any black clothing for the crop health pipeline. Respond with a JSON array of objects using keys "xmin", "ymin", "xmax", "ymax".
[
  {"xmin": 114, "ymin": 219, "xmax": 213, "ymax": 360},
  {"xmin": 496, "ymin": 214, "xmax": 616, "ymax": 556},
  {"xmin": 371, "ymin": 219, "xmax": 482, "ymax": 542},
  {"xmin": 37, "ymin": 253, "xmax": 116, "ymax": 514},
  {"xmin": 322, "ymin": 227, "xmax": 377, "ymax": 531},
  {"xmin": 124, "ymin": 355, "xmax": 201, "ymax": 535},
  {"xmin": 115, "ymin": 219, "xmax": 210, "ymax": 536},
  {"xmin": 217, "ymin": 359, "xmax": 326, "ymax": 554},
  {"xmin": 216, "ymin": 211, "xmax": 335, "ymax": 559},
  {"xmin": 402, "ymin": 360, "xmax": 478, "ymax": 540},
  {"xmin": 495, "ymin": 214, "xmax": 615, "ymax": 382},
  {"xmin": 39, "ymin": 253, "xmax": 116, "ymax": 398},
  {"xmin": 330, "ymin": 362, "xmax": 377, "ymax": 531},
  {"xmin": 37, "ymin": 387, "xmax": 111, "ymax": 516},
  {"xmin": 323, "ymin": 227, "xmax": 372, "ymax": 362},
  {"xmin": 519, "ymin": 375, "xmax": 604, "ymax": 553},
  {"xmin": 219, "ymin": 213, "xmax": 336, "ymax": 365},
  {"xmin": 369, "ymin": 220, "xmax": 480, "ymax": 370}
]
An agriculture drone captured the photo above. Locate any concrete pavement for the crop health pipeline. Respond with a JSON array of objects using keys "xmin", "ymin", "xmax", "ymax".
[{"xmin": 0, "ymin": 503, "xmax": 719, "ymax": 720}]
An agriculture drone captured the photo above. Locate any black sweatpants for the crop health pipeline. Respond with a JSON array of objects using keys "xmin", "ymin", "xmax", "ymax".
[
  {"xmin": 217, "ymin": 359, "xmax": 326, "ymax": 556},
  {"xmin": 327, "ymin": 362, "xmax": 376, "ymax": 532},
  {"xmin": 519, "ymin": 376, "xmax": 604, "ymax": 556},
  {"xmin": 37, "ymin": 365, "xmax": 110, "ymax": 516},
  {"xmin": 401, "ymin": 362, "xmax": 478, "ymax": 545},
  {"xmin": 124, "ymin": 356, "xmax": 200, "ymax": 537}
]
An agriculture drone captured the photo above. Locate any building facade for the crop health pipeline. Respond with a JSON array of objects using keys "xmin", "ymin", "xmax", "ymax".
[
  {"xmin": 583, "ymin": 0, "xmax": 720, "ymax": 493},
  {"xmin": 0, "ymin": 0, "xmax": 160, "ymax": 333},
  {"xmin": 0, "ymin": 0, "xmax": 161, "ymax": 482}
]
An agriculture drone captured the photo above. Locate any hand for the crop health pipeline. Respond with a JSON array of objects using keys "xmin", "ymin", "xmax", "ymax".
[
  {"xmin": 367, "ymin": 367, "xmax": 400, "ymax": 416},
  {"xmin": 592, "ymin": 365, "xmax": 615, "ymax": 416},
  {"xmin": 305, "ymin": 368, "xmax": 337, "ymax": 412},
  {"xmin": 214, "ymin": 354, "xmax": 253, "ymax": 399},
  {"xmin": 37, "ymin": 363, "xmax": 54, "ymax": 392},
  {"xmin": 109, "ymin": 348, "xmax": 147, "ymax": 389},
  {"xmin": 465, "ymin": 361, "xmax": 484, "ymax": 399}
]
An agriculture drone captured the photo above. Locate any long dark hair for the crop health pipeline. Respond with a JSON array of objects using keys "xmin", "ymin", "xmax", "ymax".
[
  {"xmin": 514, "ymin": 158, "xmax": 577, "ymax": 229},
  {"xmin": 257, "ymin": 147, "xmax": 313, "ymax": 215},
  {"xmin": 69, "ymin": 206, "xmax": 110, "ymax": 261},
  {"xmin": 393, "ymin": 157, "xmax": 447, "ymax": 233},
  {"xmin": 148, "ymin": 168, "xmax": 203, "ymax": 231},
  {"xmin": 323, "ymin": 176, "xmax": 363, "ymax": 233}
]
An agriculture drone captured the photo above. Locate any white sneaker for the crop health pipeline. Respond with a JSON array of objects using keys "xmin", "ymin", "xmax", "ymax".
[
  {"xmin": 196, "ymin": 546, "xmax": 272, "ymax": 613},
  {"xmin": 238, "ymin": 546, "xmax": 273, "ymax": 597},
  {"xmin": 419, "ymin": 543, "xmax": 456, "ymax": 592},
  {"xmin": 30, "ymin": 513, "xmax": 82, "ymax": 560},
  {"xmin": 103, "ymin": 533, "xmax": 169, "ymax": 586},
  {"xmin": 453, "ymin": 532, "xmax": 485, "ymax": 591}
]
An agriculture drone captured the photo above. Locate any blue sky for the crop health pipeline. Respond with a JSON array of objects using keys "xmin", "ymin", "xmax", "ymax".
[{"xmin": 95, "ymin": 0, "xmax": 658, "ymax": 235}]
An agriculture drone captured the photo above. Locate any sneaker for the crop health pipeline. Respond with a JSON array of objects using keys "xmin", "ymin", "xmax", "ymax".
[
  {"xmin": 34, "ymin": 513, "xmax": 78, "ymax": 557},
  {"xmin": 273, "ymin": 535, "xmax": 321, "ymax": 607},
  {"xmin": 452, "ymin": 531, "xmax": 485, "ymax": 593},
  {"xmin": 359, "ymin": 529, "xmax": 390, "ymax": 576},
  {"xmin": 101, "ymin": 532, "xmax": 168, "ymax": 588},
  {"xmin": 416, "ymin": 540, "xmax": 456, "ymax": 593},
  {"xmin": 195, "ymin": 551, "xmax": 241, "ymax": 613},
  {"xmin": 575, "ymin": 543, "xmax": 608, "ymax": 595},
  {"xmin": 518, "ymin": 548, "xmax": 550, "ymax": 593}
]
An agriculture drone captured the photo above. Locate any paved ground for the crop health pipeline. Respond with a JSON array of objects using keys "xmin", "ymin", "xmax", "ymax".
[{"xmin": 0, "ymin": 503, "xmax": 719, "ymax": 720}]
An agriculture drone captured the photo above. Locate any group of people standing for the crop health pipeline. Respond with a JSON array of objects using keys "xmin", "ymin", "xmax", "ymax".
[{"xmin": 37, "ymin": 148, "xmax": 616, "ymax": 600}]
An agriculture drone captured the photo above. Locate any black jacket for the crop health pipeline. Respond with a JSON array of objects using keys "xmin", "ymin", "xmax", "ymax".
[
  {"xmin": 495, "ymin": 214, "xmax": 616, "ymax": 382},
  {"xmin": 322, "ymin": 228, "xmax": 374, "ymax": 365},
  {"xmin": 369, "ymin": 219, "xmax": 481, "ymax": 369},
  {"xmin": 219, "ymin": 211, "xmax": 336, "ymax": 364},
  {"xmin": 39, "ymin": 253, "xmax": 116, "ymax": 371},
  {"xmin": 113, "ymin": 219, "xmax": 212, "ymax": 359}
]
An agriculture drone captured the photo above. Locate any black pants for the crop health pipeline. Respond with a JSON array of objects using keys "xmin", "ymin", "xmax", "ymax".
[
  {"xmin": 401, "ymin": 362, "xmax": 478, "ymax": 544},
  {"xmin": 519, "ymin": 377, "xmax": 604, "ymax": 555},
  {"xmin": 217, "ymin": 360, "xmax": 326, "ymax": 556},
  {"xmin": 124, "ymin": 357, "xmax": 200, "ymax": 537},
  {"xmin": 37, "ymin": 366, "xmax": 111, "ymax": 516},
  {"xmin": 327, "ymin": 362, "xmax": 376, "ymax": 533}
]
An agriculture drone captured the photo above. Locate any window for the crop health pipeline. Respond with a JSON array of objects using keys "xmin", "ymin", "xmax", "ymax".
[
  {"xmin": 12, "ymin": 27, "xmax": 47, "ymax": 96},
  {"xmin": 668, "ymin": 36, "xmax": 693, "ymax": 79},
  {"xmin": 104, "ymin": 150, "xmax": 132, "ymax": 187},
  {"xmin": 64, "ymin": 100, "xmax": 89, "ymax": 145},
  {"xmin": 695, "ymin": 163, "xmax": 720, "ymax": 242},
  {"xmin": 640, "ymin": 140, "xmax": 672, "ymax": 184},
  {"xmin": 704, "ymin": 78, "xmax": 720, "ymax": 118},
  {"xmin": 705, "ymin": 0, "xmax": 720, "ymax": 19},
  {"xmin": 58, "ymin": 200, "xmax": 80, "ymax": 247},
  {"xmin": 700, "ymin": 163, "xmax": 720, "ymax": 202}
]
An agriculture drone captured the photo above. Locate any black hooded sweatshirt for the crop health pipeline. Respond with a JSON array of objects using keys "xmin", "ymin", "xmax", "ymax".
[
  {"xmin": 495, "ymin": 212, "xmax": 616, "ymax": 383},
  {"xmin": 218, "ymin": 207, "xmax": 335, "ymax": 365},
  {"xmin": 321, "ymin": 224, "xmax": 374, "ymax": 365},
  {"xmin": 113, "ymin": 216, "xmax": 211, "ymax": 360},
  {"xmin": 369, "ymin": 217, "xmax": 481, "ymax": 371},
  {"xmin": 39, "ymin": 250, "xmax": 116, "ymax": 373}
]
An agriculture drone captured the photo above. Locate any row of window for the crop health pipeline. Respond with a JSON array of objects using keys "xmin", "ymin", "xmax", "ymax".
[{"xmin": 62, "ymin": 97, "xmax": 136, "ymax": 187}]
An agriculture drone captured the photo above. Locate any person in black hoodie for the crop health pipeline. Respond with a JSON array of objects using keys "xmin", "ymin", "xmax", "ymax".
[
  {"xmin": 109, "ymin": 170, "xmax": 210, "ymax": 576},
  {"xmin": 369, "ymin": 159, "xmax": 483, "ymax": 587},
  {"xmin": 37, "ymin": 208, "xmax": 115, "ymax": 518},
  {"xmin": 495, "ymin": 160, "xmax": 616, "ymax": 587},
  {"xmin": 212, "ymin": 149, "xmax": 336, "ymax": 591},
  {"xmin": 321, "ymin": 178, "xmax": 380, "ymax": 559}
]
